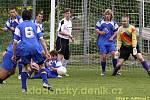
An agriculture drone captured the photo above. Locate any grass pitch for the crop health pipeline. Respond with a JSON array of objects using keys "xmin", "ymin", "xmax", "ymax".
[{"xmin": 0, "ymin": 66, "xmax": 150, "ymax": 100}]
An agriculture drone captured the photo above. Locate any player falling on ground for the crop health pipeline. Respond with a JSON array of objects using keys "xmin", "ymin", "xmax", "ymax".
[
  {"xmin": 112, "ymin": 16, "xmax": 150, "ymax": 76},
  {"xmin": 95, "ymin": 9, "xmax": 119, "ymax": 76},
  {"xmin": 30, "ymin": 50, "xmax": 66, "ymax": 79},
  {"xmin": 12, "ymin": 9, "xmax": 53, "ymax": 92},
  {"xmin": 56, "ymin": 8, "xmax": 74, "ymax": 72}
]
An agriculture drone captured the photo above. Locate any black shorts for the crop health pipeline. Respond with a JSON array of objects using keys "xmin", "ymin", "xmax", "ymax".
[
  {"xmin": 119, "ymin": 44, "xmax": 141, "ymax": 60},
  {"xmin": 56, "ymin": 36, "xmax": 70, "ymax": 60}
]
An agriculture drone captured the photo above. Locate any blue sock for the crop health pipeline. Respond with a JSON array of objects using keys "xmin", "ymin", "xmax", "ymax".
[
  {"xmin": 112, "ymin": 59, "xmax": 117, "ymax": 68},
  {"xmin": 141, "ymin": 61, "xmax": 150, "ymax": 72},
  {"xmin": 18, "ymin": 62, "xmax": 23, "ymax": 75},
  {"xmin": 21, "ymin": 72, "xmax": 28, "ymax": 90},
  {"xmin": 101, "ymin": 61, "xmax": 106, "ymax": 72},
  {"xmin": 40, "ymin": 69, "xmax": 48, "ymax": 84}
]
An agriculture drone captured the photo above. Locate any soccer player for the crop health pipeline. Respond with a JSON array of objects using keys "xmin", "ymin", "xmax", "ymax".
[
  {"xmin": 0, "ymin": 5, "xmax": 23, "ymax": 36},
  {"xmin": 112, "ymin": 16, "xmax": 150, "ymax": 76},
  {"xmin": 33, "ymin": 11, "xmax": 44, "ymax": 32},
  {"xmin": 0, "ymin": 41, "xmax": 21, "ymax": 84},
  {"xmin": 0, "ymin": 5, "xmax": 23, "ymax": 79},
  {"xmin": 95, "ymin": 9, "xmax": 118, "ymax": 76},
  {"xmin": 30, "ymin": 50, "xmax": 64, "ymax": 79},
  {"xmin": 12, "ymin": 9, "xmax": 53, "ymax": 92},
  {"xmin": 56, "ymin": 8, "xmax": 74, "ymax": 69}
]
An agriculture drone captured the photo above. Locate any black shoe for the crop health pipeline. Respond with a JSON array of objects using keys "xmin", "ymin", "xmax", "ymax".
[{"xmin": 43, "ymin": 83, "xmax": 54, "ymax": 91}]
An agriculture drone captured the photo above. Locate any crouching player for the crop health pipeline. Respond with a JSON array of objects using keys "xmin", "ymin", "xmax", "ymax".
[
  {"xmin": 112, "ymin": 16, "xmax": 150, "ymax": 76},
  {"xmin": 30, "ymin": 50, "xmax": 67, "ymax": 79}
]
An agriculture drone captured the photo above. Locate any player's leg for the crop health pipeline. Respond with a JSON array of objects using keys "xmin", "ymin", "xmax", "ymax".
[
  {"xmin": 33, "ymin": 53, "xmax": 53, "ymax": 91},
  {"xmin": 0, "ymin": 52, "xmax": 17, "ymax": 83},
  {"xmin": 136, "ymin": 53, "xmax": 150, "ymax": 75},
  {"xmin": 63, "ymin": 43, "xmax": 70, "ymax": 67},
  {"xmin": 20, "ymin": 56, "xmax": 31, "ymax": 92},
  {"xmin": 131, "ymin": 44, "xmax": 150, "ymax": 75},
  {"xmin": 109, "ymin": 43, "xmax": 118, "ymax": 69},
  {"xmin": 98, "ymin": 44, "xmax": 107, "ymax": 75},
  {"xmin": 112, "ymin": 46, "xmax": 131, "ymax": 76},
  {"xmin": 18, "ymin": 60, "xmax": 23, "ymax": 79}
]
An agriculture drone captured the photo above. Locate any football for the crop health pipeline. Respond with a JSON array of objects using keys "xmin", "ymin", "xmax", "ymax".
[{"xmin": 57, "ymin": 67, "xmax": 67, "ymax": 75}]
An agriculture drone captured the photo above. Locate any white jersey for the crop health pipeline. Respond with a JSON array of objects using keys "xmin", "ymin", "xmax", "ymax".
[{"xmin": 57, "ymin": 18, "xmax": 72, "ymax": 39}]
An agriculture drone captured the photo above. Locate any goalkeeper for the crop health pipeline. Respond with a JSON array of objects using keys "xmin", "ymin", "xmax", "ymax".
[{"xmin": 112, "ymin": 16, "xmax": 150, "ymax": 76}]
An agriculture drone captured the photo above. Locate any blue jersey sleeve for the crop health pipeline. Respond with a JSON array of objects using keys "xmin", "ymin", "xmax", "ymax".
[
  {"xmin": 37, "ymin": 26, "xmax": 44, "ymax": 39},
  {"xmin": 14, "ymin": 27, "xmax": 21, "ymax": 41}
]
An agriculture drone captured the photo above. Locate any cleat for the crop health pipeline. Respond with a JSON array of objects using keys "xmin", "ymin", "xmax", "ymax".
[
  {"xmin": 101, "ymin": 72, "xmax": 105, "ymax": 76},
  {"xmin": 43, "ymin": 83, "xmax": 54, "ymax": 91},
  {"xmin": 18, "ymin": 75, "xmax": 21, "ymax": 80},
  {"xmin": 117, "ymin": 72, "xmax": 121, "ymax": 75},
  {"xmin": 22, "ymin": 89, "xmax": 27, "ymax": 93}
]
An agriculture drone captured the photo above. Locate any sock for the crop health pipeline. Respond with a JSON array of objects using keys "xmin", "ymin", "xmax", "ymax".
[
  {"xmin": 18, "ymin": 62, "xmax": 23, "ymax": 75},
  {"xmin": 62, "ymin": 58, "xmax": 69, "ymax": 67},
  {"xmin": 101, "ymin": 61, "xmax": 106, "ymax": 72},
  {"xmin": 141, "ymin": 61, "xmax": 150, "ymax": 72},
  {"xmin": 21, "ymin": 72, "xmax": 28, "ymax": 90},
  {"xmin": 40, "ymin": 69, "xmax": 48, "ymax": 84},
  {"xmin": 112, "ymin": 59, "xmax": 117, "ymax": 68},
  {"xmin": 112, "ymin": 65, "xmax": 121, "ymax": 75},
  {"xmin": 0, "ymin": 78, "xmax": 3, "ymax": 84}
]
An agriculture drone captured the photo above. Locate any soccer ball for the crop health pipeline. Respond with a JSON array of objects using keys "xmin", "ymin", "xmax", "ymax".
[{"xmin": 57, "ymin": 67, "xmax": 67, "ymax": 75}]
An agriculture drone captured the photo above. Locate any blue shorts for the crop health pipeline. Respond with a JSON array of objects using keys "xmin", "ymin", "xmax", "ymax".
[
  {"xmin": 21, "ymin": 52, "xmax": 45, "ymax": 65},
  {"xmin": 98, "ymin": 43, "xmax": 116, "ymax": 54},
  {"xmin": 2, "ymin": 52, "xmax": 18, "ymax": 71}
]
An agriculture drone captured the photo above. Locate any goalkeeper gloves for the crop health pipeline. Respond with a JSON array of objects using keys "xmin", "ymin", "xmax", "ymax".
[{"xmin": 133, "ymin": 47, "xmax": 137, "ymax": 55}]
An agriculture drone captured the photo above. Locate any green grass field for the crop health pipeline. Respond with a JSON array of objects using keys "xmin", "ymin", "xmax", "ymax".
[{"xmin": 0, "ymin": 66, "xmax": 150, "ymax": 100}]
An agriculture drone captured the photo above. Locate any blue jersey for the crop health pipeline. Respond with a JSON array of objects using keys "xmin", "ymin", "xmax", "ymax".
[
  {"xmin": 14, "ymin": 20, "xmax": 43, "ymax": 56},
  {"xmin": 5, "ymin": 16, "xmax": 23, "ymax": 35},
  {"xmin": 95, "ymin": 19, "xmax": 118, "ymax": 45},
  {"xmin": 6, "ymin": 40, "xmax": 22, "ymax": 56}
]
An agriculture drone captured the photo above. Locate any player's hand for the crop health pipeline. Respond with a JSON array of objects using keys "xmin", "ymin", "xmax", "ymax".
[
  {"xmin": 10, "ymin": 27, "xmax": 15, "ymax": 32},
  {"xmin": 100, "ymin": 31, "xmax": 106, "ymax": 35},
  {"xmin": 45, "ymin": 52, "xmax": 50, "ymax": 60},
  {"xmin": 109, "ymin": 37, "xmax": 114, "ymax": 42},
  {"xmin": 133, "ymin": 47, "xmax": 137, "ymax": 55},
  {"xmin": 11, "ymin": 55, "xmax": 16, "ymax": 61}
]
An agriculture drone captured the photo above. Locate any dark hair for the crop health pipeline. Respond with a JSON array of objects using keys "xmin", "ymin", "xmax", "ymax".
[
  {"xmin": 10, "ymin": 5, "xmax": 17, "ymax": 10},
  {"xmin": 22, "ymin": 9, "xmax": 32, "ymax": 20},
  {"xmin": 64, "ymin": 8, "xmax": 72, "ymax": 13},
  {"xmin": 50, "ymin": 50, "xmax": 58, "ymax": 56},
  {"xmin": 36, "ymin": 10, "xmax": 43, "ymax": 16}
]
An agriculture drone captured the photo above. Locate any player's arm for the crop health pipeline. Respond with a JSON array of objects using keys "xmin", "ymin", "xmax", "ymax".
[
  {"xmin": 116, "ymin": 27, "xmax": 122, "ymax": 51},
  {"xmin": 95, "ymin": 29, "xmax": 106, "ymax": 35},
  {"xmin": 39, "ymin": 37, "xmax": 49, "ymax": 58},
  {"xmin": 132, "ymin": 26, "xmax": 137, "ymax": 48},
  {"xmin": 37, "ymin": 27, "xmax": 50, "ymax": 59},
  {"xmin": 95, "ymin": 21, "xmax": 105, "ymax": 35},
  {"xmin": 12, "ymin": 27, "xmax": 20, "ymax": 61},
  {"xmin": 109, "ymin": 22, "xmax": 118, "ymax": 41}
]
